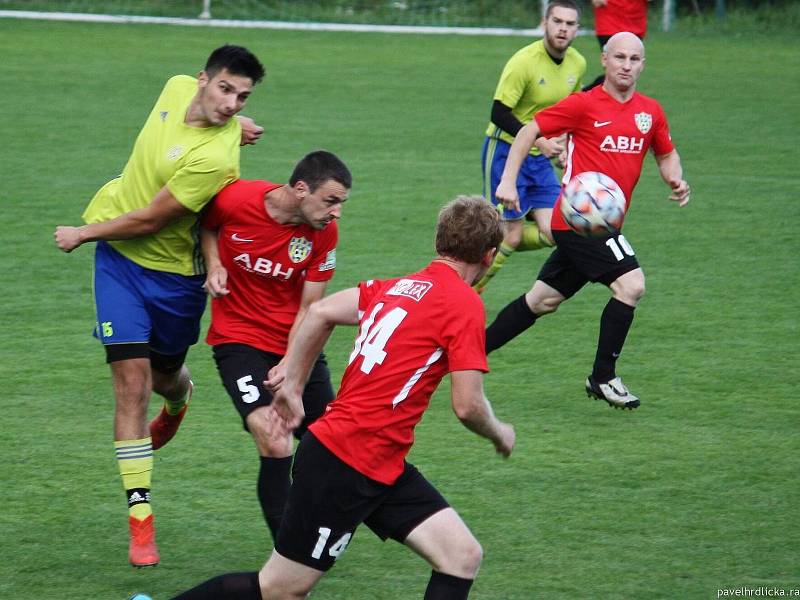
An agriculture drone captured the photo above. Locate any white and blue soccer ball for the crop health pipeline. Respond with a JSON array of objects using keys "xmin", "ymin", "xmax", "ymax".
[
  {"xmin": 129, "ymin": 594, "xmax": 153, "ymax": 600},
  {"xmin": 560, "ymin": 171, "xmax": 626, "ymax": 237}
]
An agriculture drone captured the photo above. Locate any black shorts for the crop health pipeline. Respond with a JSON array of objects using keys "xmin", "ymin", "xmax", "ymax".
[
  {"xmin": 538, "ymin": 230, "xmax": 641, "ymax": 298},
  {"xmin": 212, "ymin": 343, "xmax": 334, "ymax": 439},
  {"xmin": 275, "ymin": 433, "xmax": 450, "ymax": 571}
]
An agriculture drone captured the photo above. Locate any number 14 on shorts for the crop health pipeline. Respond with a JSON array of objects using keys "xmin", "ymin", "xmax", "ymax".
[{"xmin": 311, "ymin": 527, "xmax": 352, "ymax": 560}]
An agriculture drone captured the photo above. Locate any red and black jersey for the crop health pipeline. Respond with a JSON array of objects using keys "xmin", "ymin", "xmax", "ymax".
[
  {"xmin": 534, "ymin": 86, "xmax": 674, "ymax": 231},
  {"xmin": 310, "ymin": 261, "xmax": 488, "ymax": 485},
  {"xmin": 203, "ymin": 179, "xmax": 338, "ymax": 354}
]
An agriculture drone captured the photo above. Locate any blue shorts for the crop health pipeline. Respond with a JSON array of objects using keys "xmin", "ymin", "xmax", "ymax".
[
  {"xmin": 92, "ymin": 241, "xmax": 207, "ymax": 355},
  {"xmin": 481, "ymin": 136, "xmax": 561, "ymax": 220}
]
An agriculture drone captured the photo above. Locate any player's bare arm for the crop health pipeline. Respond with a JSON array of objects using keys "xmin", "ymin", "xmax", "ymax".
[
  {"xmin": 496, "ymin": 120, "xmax": 543, "ymax": 213},
  {"xmin": 266, "ymin": 279, "xmax": 328, "ymax": 392},
  {"xmin": 54, "ymin": 186, "xmax": 193, "ymax": 253},
  {"xmin": 200, "ymin": 227, "xmax": 229, "ymax": 298},
  {"xmin": 269, "ymin": 287, "xmax": 360, "ymax": 427},
  {"xmin": 450, "ymin": 370, "xmax": 515, "ymax": 457},
  {"xmin": 655, "ymin": 149, "xmax": 691, "ymax": 206}
]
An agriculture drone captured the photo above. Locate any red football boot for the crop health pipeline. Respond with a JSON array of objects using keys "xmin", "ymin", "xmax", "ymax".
[
  {"xmin": 150, "ymin": 380, "xmax": 192, "ymax": 450},
  {"xmin": 128, "ymin": 514, "xmax": 159, "ymax": 567}
]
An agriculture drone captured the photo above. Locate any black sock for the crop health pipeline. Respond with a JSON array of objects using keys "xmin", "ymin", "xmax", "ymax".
[
  {"xmin": 424, "ymin": 571, "xmax": 474, "ymax": 600},
  {"xmin": 485, "ymin": 294, "xmax": 539, "ymax": 354},
  {"xmin": 171, "ymin": 571, "xmax": 261, "ymax": 600},
  {"xmin": 258, "ymin": 456, "xmax": 292, "ymax": 541},
  {"xmin": 592, "ymin": 297, "xmax": 635, "ymax": 382}
]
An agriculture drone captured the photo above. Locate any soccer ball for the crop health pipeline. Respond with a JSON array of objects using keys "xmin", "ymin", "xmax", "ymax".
[{"xmin": 560, "ymin": 171, "xmax": 626, "ymax": 237}]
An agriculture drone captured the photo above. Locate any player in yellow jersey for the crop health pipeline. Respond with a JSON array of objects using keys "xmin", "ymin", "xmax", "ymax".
[
  {"xmin": 53, "ymin": 45, "xmax": 265, "ymax": 567},
  {"xmin": 475, "ymin": 0, "xmax": 585, "ymax": 293}
]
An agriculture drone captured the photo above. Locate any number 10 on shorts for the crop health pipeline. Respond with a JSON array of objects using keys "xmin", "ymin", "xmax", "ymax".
[
  {"xmin": 311, "ymin": 527, "xmax": 352, "ymax": 560},
  {"xmin": 605, "ymin": 234, "xmax": 635, "ymax": 261}
]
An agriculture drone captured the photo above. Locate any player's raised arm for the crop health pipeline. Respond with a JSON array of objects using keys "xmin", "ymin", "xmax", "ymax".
[
  {"xmin": 495, "ymin": 120, "xmax": 543, "ymax": 213},
  {"xmin": 655, "ymin": 149, "xmax": 691, "ymax": 207},
  {"xmin": 54, "ymin": 186, "xmax": 192, "ymax": 253},
  {"xmin": 449, "ymin": 370, "xmax": 515, "ymax": 457}
]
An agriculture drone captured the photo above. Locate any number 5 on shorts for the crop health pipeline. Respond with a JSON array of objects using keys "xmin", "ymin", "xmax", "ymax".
[{"xmin": 311, "ymin": 527, "xmax": 352, "ymax": 560}]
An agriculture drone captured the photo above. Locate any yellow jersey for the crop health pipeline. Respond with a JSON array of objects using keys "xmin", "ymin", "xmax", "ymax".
[
  {"xmin": 486, "ymin": 41, "xmax": 586, "ymax": 155},
  {"xmin": 83, "ymin": 75, "xmax": 241, "ymax": 275}
]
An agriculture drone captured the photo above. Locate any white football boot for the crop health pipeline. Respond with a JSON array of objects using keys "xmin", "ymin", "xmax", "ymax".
[{"xmin": 585, "ymin": 376, "xmax": 640, "ymax": 409}]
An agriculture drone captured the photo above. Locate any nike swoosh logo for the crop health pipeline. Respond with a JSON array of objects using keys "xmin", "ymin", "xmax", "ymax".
[
  {"xmin": 594, "ymin": 120, "xmax": 612, "ymax": 127},
  {"xmin": 231, "ymin": 233, "xmax": 254, "ymax": 242}
]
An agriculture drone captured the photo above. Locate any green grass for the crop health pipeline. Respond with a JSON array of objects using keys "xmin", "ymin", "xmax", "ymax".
[{"xmin": 1, "ymin": 16, "xmax": 799, "ymax": 600}]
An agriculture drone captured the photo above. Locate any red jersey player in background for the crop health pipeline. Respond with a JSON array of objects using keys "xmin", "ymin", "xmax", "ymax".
[
  {"xmin": 171, "ymin": 196, "xmax": 515, "ymax": 600},
  {"xmin": 200, "ymin": 150, "xmax": 351, "ymax": 541},
  {"xmin": 584, "ymin": 0, "xmax": 650, "ymax": 90},
  {"xmin": 487, "ymin": 32, "xmax": 690, "ymax": 409}
]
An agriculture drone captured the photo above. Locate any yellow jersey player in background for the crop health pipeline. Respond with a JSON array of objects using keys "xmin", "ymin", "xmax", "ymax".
[
  {"xmin": 476, "ymin": 0, "xmax": 585, "ymax": 293},
  {"xmin": 54, "ymin": 45, "xmax": 265, "ymax": 567}
]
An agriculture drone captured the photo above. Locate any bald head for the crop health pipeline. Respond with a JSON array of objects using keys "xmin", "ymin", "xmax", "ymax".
[
  {"xmin": 603, "ymin": 32, "xmax": 645, "ymax": 57},
  {"xmin": 601, "ymin": 31, "xmax": 646, "ymax": 97}
]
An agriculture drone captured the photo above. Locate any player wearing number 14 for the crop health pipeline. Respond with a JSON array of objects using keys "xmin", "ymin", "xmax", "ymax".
[
  {"xmin": 487, "ymin": 32, "xmax": 691, "ymax": 408},
  {"xmin": 171, "ymin": 196, "xmax": 515, "ymax": 600}
]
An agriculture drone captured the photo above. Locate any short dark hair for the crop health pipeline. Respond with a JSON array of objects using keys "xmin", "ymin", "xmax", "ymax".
[
  {"xmin": 545, "ymin": 0, "xmax": 581, "ymax": 20},
  {"xmin": 205, "ymin": 45, "xmax": 265, "ymax": 84},
  {"xmin": 435, "ymin": 196, "xmax": 503, "ymax": 264},
  {"xmin": 289, "ymin": 150, "xmax": 352, "ymax": 193}
]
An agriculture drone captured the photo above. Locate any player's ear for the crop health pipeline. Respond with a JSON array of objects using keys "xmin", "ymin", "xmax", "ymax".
[
  {"xmin": 482, "ymin": 247, "xmax": 497, "ymax": 267},
  {"xmin": 294, "ymin": 180, "xmax": 309, "ymax": 199},
  {"xmin": 197, "ymin": 70, "xmax": 209, "ymax": 88}
]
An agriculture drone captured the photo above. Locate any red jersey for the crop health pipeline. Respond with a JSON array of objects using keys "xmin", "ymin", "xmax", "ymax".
[
  {"xmin": 534, "ymin": 86, "xmax": 674, "ymax": 231},
  {"xmin": 310, "ymin": 261, "xmax": 488, "ymax": 485},
  {"xmin": 593, "ymin": 0, "xmax": 648, "ymax": 38},
  {"xmin": 203, "ymin": 179, "xmax": 338, "ymax": 354}
]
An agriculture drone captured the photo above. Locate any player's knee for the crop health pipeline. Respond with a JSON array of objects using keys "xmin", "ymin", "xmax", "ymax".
[
  {"xmin": 431, "ymin": 534, "xmax": 483, "ymax": 578},
  {"xmin": 619, "ymin": 277, "xmax": 646, "ymax": 304},
  {"xmin": 526, "ymin": 292, "xmax": 562, "ymax": 315},
  {"xmin": 460, "ymin": 538, "xmax": 484, "ymax": 578},
  {"xmin": 249, "ymin": 410, "xmax": 293, "ymax": 457}
]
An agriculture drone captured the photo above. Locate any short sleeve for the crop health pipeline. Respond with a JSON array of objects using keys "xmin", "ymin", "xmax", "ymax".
[
  {"xmin": 650, "ymin": 102, "xmax": 675, "ymax": 157},
  {"xmin": 167, "ymin": 146, "xmax": 240, "ymax": 213},
  {"xmin": 440, "ymin": 291, "xmax": 489, "ymax": 374},
  {"xmin": 493, "ymin": 51, "xmax": 529, "ymax": 109},
  {"xmin": 357, "ymin": 278, "xmax": 387, "ymax": 313},
  {"xmin": 534, "ymin": 92, "xmax": 585, "ymax": 137}
]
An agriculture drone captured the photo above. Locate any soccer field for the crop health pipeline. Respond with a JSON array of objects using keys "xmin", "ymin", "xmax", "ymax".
[{"xmin": 1, "ymin": 16, "xmax": 798, "ymax": 600}]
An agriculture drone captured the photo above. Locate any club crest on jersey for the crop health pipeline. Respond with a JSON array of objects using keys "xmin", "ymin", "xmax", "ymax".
[
  {"xmin": 387, "ymin": 279, "xmax": 433, "ymax": 302},
  {"xmin": 634, "ymin": 112, "xmax": 652, "ymax": 134},
  {"xmin": 166, "ymin": 145, "xmax": 183, "ymax": 161},
  {"xmin": 288, "ymin": 237, "xmax": 312, "ymax": 263}
]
